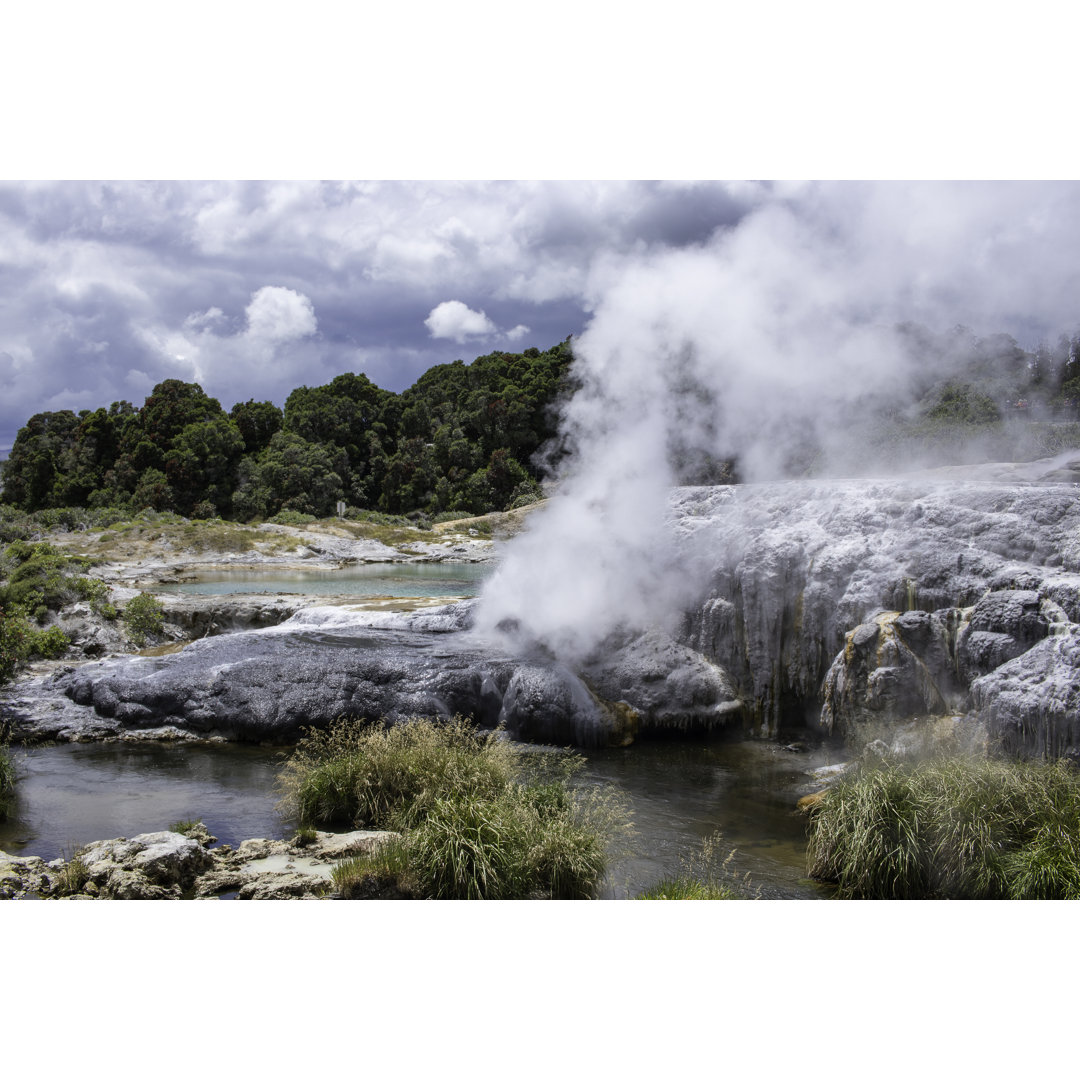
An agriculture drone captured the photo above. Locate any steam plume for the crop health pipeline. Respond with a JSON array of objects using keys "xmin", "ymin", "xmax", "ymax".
[{"xmin": 475, "ymin": 183, "xmax": 1080, "ymax": 661}]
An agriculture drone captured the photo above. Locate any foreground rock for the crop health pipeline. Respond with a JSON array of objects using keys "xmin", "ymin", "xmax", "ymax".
[{"xmin": 0, "ymin": 827, "xmax": 397, "ymax": 900}]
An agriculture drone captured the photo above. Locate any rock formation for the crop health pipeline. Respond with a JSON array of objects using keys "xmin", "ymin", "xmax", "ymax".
[{"xmin": 5, "ymin": 455, "xmax": 1080, "ymax": 757}]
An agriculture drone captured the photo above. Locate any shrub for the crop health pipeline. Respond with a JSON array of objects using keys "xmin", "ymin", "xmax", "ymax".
[
  {"xmin": 0, "ymin": 541, "xmax": 92, "ymax": 616},
  {"xmin": 806, "ymin": 755, "xmax": 1080, "ymax": 899},
  {"xmin": 30, "ymin": 625, "xmax": 69, "ymax": 659},
  {"xmin": 0, "ymin": 607, "xmax": 31, "ymax": 684},
  {"xmin": 73, "ymin": 575, "xmax": 116, "ymax": 617},
  {"xmin": 280, "ymin": 716, "xmax": 629, "ymax": 900},
  {"xmin": 122, "ymin": 592, "xmax": 165, "ymax": 645},
  {"xmin": 267, "ymin": 510, "xmax": 318, "ymax": 526},
  {"xmin": 0, "ymin": 608, "xmax": 69, "ymax": 677}
]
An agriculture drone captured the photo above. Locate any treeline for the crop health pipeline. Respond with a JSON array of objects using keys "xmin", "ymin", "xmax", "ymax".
[
  {"xmin": 0, "ymin": 341, "xmax": 574, "ymax": 521},
  {"xmin": 895, "ymin": 322, "xmax": 1080, "ymax": 422}
]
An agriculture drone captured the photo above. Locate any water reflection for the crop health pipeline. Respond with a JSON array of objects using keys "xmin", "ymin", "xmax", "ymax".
[
  {"xmin": 584, "ymin": 741, "xmax": 832, "ymax": 900},
  {"xmin": 0, "ymin": 742, "xmax": 286, "ymax": 861}
]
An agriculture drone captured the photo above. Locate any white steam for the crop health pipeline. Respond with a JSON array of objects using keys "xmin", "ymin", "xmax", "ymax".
[{"xmin": 474, "ymin": 184, "xmax": 1080, "ymax": 662}]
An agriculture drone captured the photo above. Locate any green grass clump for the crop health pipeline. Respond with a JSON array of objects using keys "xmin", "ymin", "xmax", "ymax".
[
  {"xmin": 637, "ymin": 832, "xmax": 748, "ymax": 900},
  {"xmin": 332, "ymin": 843, "xmax": 416, "ymax": 899},
  {"xmin": 806, "ymin": 755, "xmax": 1080, "ymax": 899},
  {"xmin": 122, "ymin": 592, "xmax": 165, "ymax": 645},
  {"xmin": 281, "ymin": 716, "xmax": 628, "ymax": 900},
  {"xmin": 169, "ymin": 819, "xmax": 201, "ymax": 836},
  {"xmin": 639, "ymin": 879, "xmax": 739, "ymax": 899},
  {"xmin": 0, "ymin": 743, "xmax": 16, "ymax": 822},
  {"xmin": 280, "ymin": 715, "xmax": 517, "ymax": 828},
  {"xmin": 53, "ymin": 853, "xmax": 90, "ymax": 896}
]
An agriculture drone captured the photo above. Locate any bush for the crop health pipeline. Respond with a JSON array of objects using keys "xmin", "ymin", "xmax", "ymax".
[
  {"xmin": 122, "ymin": 592, "xmax": 165, "ymax": 645},
  {"xmin": 0, "ymin": 541, "xmax": 92, "ymax": 617},
  {"xmin": 0, "ymin": 608, "xmax": 30, "ymax": 683},
  {"xmin": 30, "ymin": 625, "xmax": 69, "ymax": 659},
  {"xmin": 806, "ymin": 755, "xmax": 1080, "ymax": 899},
  {"xmin": 267, "ymin": 510, "xmax": 318, "ymax": 526},
  {"xmin": 281, "ymin": 716, "xmax": 629, "ymax": 900},
  {"xmin": 1, "ymin": 607, "xmax": 69, "ymax": 679}
]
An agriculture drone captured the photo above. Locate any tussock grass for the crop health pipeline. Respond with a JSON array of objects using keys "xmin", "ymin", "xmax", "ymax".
[
  {"xmin": 806, "ymin": 755, "xmax": 1080, "ymax": 899},
  {"xmin": 282, "ymin": 716, "xmax": 629, "ymax": 900},
  {"xmin": 169, "ymin": 819, "xmax": 201, "ymax": 836},
  {"xmin": 0, "ymin": 743, "xmax": 16, "ymax": 822},
  {"xmin": 279, "ymin": 715, "xmax": 518, "ymax": 828},
  {"xmin": 332, "ymin": 843, "xmax": 416, "ymax": 899},
  {"xmin": 638, "ymin": 832, "xmax": 748, "ymax": 900},
  {"xmin": 53, "ymin": 853, "xmax": 90, "ymax": 897},
  {"xmin": 292, "ymin": 825, "xmax": 318, "ymax": 847}
]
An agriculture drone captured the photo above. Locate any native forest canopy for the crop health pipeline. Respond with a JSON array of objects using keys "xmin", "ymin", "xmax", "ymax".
[
  {"xmin": 0, "ymin": 340, "xmax": 574, "ymax": 521},
  {"xmin": 5, "ymin": 324, "xmax": 1080, "ymax": 520}
]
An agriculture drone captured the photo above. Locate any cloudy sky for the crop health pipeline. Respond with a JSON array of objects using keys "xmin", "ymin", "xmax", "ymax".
[
  {"xmin": 5, "ymin": 179, "xmax": 1080, "ymax": 459},
  {"xmin": 0, "ymin": 179, "xmax": 754, "ymax": 454}
]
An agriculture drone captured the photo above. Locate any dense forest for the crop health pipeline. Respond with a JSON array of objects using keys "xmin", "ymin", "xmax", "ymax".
[
  {"xmin": 4, "ymin": 324, "xmax": 1080, "ymax": 524},
  {"xmin": 0, "ymin": 340, "xmax": 574, "ymax": 521}
]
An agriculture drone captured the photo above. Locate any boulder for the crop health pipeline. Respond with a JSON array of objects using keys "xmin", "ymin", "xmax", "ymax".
[{"xmin": 77, "ymin": 831, "xmax": 215, "ymax": 897}]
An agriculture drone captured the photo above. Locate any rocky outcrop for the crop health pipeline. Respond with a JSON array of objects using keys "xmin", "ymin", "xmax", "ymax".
[
  {"xmin": 0, "ymin": 827, "xmax": 397, "ymax": 900},
  {"xmin": 674, "ymin": 475, "xmax": 1080, "ymax": 753},
  {"xmin": 972, "ymin": 627, "xmax": 1080, "ymax": 760}
]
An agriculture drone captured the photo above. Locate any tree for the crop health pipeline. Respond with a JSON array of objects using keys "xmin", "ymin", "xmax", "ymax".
[{"xmin": 230, "ymin": 399, "xmax": 283, "ymax": 456}]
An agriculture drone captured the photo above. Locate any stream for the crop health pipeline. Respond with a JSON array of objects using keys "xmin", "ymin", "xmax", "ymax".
[{"xmin": 0, "ymin": 738, "xmax": 830, "ymax": 898}]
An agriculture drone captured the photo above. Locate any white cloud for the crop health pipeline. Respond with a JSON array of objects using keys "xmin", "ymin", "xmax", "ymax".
[
  {"xmin": 183, "ymin": 306, "xmax": 227, "ymax": 332},
  {"xmin": 244, "ymin": 286, "xmax": 317, "ymax": 342},
  {"xmin": 505, "ymin": 324, "xmax": 530, "ymax": 341},
  {"xmin": 424, "ymin": 300, "xmax": 497, "ymax": 343}
]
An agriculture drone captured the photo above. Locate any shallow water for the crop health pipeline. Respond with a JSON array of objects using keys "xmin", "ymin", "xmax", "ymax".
[
  {"xmin": 153, "ymin": 562, "xmax": 492, "ymax": 598},
  {"xmin": 0, "ymin": 737, "xmax": 831, "ymax": 898},
  {"xmin": 0, "ymin": 742, "xmax": 284, "ymax": 861},
  {"xmin": 584, "ymin": 741, "xmax": 832, "ymax": 899}
]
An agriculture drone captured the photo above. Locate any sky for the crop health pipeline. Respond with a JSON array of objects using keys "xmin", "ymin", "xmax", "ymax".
[{"xmin": 4, "ymin": 179, "xmax": 1080, "ymax": 459}]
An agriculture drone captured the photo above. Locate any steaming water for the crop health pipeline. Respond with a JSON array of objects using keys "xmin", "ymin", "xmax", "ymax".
[
  {"xmin": 0, "ymin": 739, "xmax": 828, "ymax": 898},
  {"xmin": 152, "ymin": 562, "xmax": 492, "ymax": 597}
]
